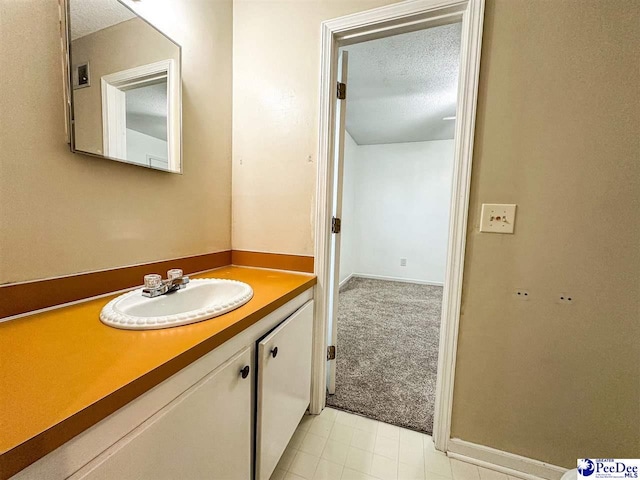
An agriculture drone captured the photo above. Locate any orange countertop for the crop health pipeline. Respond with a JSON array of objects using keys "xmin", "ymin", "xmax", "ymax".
[{"xmin": 0, "ymin": 267, "xmax": 316, "ymax": 478}]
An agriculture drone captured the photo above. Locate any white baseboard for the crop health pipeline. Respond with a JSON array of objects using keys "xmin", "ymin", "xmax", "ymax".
[
  {"xmin": 352, "ymin": 273, "xmax": 444, "ymax": 287},
  {"xmin": 447, "ymin": 439, "xmax": 567, "ymax": 480},
  {"xmin": 339, "ymin": 273, "xmax": 354, "ymax": 289}
]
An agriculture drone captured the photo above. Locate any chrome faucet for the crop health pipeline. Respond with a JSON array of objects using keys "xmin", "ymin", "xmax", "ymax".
[{"xmin": 142, "ymin": 269, "xmax": 190, "ymax": 298}]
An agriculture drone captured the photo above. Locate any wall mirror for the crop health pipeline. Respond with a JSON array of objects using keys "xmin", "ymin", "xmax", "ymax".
[{"xmin": 64, "ymin": 0, "xmax": 182, "ymax": 173}]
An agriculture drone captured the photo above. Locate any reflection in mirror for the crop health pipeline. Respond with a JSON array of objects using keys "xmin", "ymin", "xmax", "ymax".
[
  {"xmin": 125, "ymin": 78, "xmax": 169, "ymax": 169},
  {"xmin": 67, "ymin": 0, "xmax": 182, "ymax": 172}
]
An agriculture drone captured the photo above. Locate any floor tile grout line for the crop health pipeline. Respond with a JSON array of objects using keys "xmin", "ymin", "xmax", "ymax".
[{"xmin": 276, "ymin": 408, "xmax": 462, "ymax": 480}]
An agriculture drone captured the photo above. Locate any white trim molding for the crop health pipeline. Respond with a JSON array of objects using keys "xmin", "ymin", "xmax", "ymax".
[
  {"xmin": 338, "ymin": 273, "xmax": 354, "ymax": 289},
  {"xmin": 344, "ymin": 273, "xmax": 444, "ymax": 287},
  {"xmin": 312, "ymin": 0, "xmax": 485, "ymax": 454},
  {"xmin": 100, "ymin": 59, "xmax": 181, "ymax": 172},
  {"xmin": 447, "ymin": 439, "xmax": 568, "ymax": 480}
]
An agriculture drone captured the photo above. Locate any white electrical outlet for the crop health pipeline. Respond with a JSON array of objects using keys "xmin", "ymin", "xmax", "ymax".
[
  {"xmin": 400, "ymin": 258, "xmax": 407, "ymax": 267},
  {"xmin": 480, "ymin": 204, "xmax": 517, "ymax": 233}
]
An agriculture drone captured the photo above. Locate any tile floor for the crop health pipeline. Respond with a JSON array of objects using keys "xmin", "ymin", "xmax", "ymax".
[{"xmin": 270, "ymin": 408, "xmax": 522, "ymax": 480}]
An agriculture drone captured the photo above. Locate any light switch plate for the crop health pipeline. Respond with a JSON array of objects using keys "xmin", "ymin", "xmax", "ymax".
[{"xmin": 480, "ymin": 204, "xmax": 516, "ymax": 233}]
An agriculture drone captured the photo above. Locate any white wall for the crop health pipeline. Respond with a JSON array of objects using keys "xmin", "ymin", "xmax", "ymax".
[
  {"xmin": 339, "ymin": 138, "xmax": 454, "ymax": 285},
  {"xmin": 126, "ymin": 128, "xmax": 168, "ymax": 168}
]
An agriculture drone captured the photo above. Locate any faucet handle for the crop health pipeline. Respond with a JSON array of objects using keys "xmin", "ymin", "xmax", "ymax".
[
  {"xmin": 144, "ymin": 274, "xmax": 163, "ymax": 289},
  {"xmin": 167, "ymin": 269, "xmax": 184, "ymax": 281}
]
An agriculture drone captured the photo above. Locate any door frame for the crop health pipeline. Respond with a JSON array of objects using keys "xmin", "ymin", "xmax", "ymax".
[
  {"xmin": 327, "ymin": 50, "xmax": 349, "ymax": 396},
  {"xmin": 101, "ymin": 59, "xmax": 180, "ymax": 170},
  {"xmin": 311, "ymin": 0, "xmax": 485, "ymax": 453}
]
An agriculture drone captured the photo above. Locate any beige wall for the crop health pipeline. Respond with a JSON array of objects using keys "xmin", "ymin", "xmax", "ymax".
[
  {"xmin": 232, "ymin": 0, "xmax": 640, "ymax": 467},
  {"xmin": 232, "ymin": 0, "xmax": 398, "ymax": 255},
  {"xmin": 0, "ymin": 0, "xmax": 232, "ymax": 284},
  {"xmin": 71, "ymin": 17, "xmax": 179, "ymax": 156},
  {"xmin": 451, "ymin": 0, "xmax": 639, "ymax": 464}
]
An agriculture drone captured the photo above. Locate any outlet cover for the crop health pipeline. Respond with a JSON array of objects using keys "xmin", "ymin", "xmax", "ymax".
[
  {"xmin": 400, "ymin": 258, "xmax": 407, "ymax": 267},
  {"xmin": 480, "ymin": 204, "xmax": 516, "ymax": 233}
]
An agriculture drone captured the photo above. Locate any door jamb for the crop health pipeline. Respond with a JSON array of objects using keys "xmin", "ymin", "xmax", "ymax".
[
  {"xmin": 101, "ymin": 59, "xmax": 180, "ymax": 170},
  {"xmin": 311, "ymin": 0, "xmax": 485, "ymax": 453}
]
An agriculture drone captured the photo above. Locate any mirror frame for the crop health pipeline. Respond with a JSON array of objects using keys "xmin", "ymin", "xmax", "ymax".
[{"xmin": 60, "ymin": 0, "xmax": 183, "ymax": 173}]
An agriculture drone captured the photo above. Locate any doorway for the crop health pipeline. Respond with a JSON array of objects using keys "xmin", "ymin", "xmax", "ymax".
[
  {"xmin": 100, "ymin": 59, "xmax": 179, "ymax": 170},
  {"xmin": 312, "ymin": 0, "xmax": 484, "ymax": 452},
  {"xmin": 325, "ymin": 22, "xmax": 461, "ymax": 435}
]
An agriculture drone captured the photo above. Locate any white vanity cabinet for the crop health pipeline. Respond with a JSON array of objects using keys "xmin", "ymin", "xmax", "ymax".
[
  {"xmin": 256, "ymin": 301, "xmax": 314, "ymax": 480},
  {"xmin": 14, "ymin": 290, "xmax": 314, "ymax": 480},
  {"xmin": 75, "ymin": 347, "xmax": 253, "ymax": 480}
]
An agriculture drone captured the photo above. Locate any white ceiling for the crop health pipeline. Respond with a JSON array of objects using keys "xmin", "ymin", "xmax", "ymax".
[
  {"xmin": 343, "ymin": 22, "xmax": 462, "ymax": 145},
  {"xmin": 126, "ymin": 81, "xmax": 168, "ymax": 141},
  {"xmin": 70, "ymin": 0, "xmax": 135, "ymax": 40}
]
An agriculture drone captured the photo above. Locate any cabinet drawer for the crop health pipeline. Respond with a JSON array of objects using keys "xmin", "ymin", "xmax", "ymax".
[{"xmin": 255, "ymin": 300, "xmax": 314, "ymax": 480}]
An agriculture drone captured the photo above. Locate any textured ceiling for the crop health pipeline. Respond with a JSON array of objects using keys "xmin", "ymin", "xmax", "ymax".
[
  {"xmin": 125, "ymin": 81, "xmax": 168, "ymax": 141},
  {"xmin": 70, "ymin": 0, "xmax": 135, "ymax": 40},
  {"xmin": 344, "ymin": 22, "xmax": 461, "ymax": 145}
]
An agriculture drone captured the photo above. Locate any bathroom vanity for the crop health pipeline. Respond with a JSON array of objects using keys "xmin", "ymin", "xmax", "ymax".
[
  {"xmin": 1, "ymin": 2, "xmax": 318, "ymax": 477},
  {"xmin": 1, "ymin": 267, "xmax": 316, "ymax": 480}
]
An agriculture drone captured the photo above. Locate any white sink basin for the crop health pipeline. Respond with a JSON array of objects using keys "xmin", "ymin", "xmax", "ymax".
[{"xmin": 100, "ymin": 279, "xmax": 253, "ymax": 330}]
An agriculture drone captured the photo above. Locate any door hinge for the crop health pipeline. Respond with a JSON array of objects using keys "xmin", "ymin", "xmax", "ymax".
[
  {"xmin": 331, "ymin": 217, "xmax": 341, "ymax": 234},
  {"xmin": 337, "ymin": 82, "xmax": 346, "ymax": 100},
  {"xmin": 327, "ymin": 345, "xmax": 336, "ymax": 360}
]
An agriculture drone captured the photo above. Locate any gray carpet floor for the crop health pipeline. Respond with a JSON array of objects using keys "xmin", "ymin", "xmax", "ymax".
[{"xmin": 326, "ymin": 277, "xmax": 443, "ymax": 434}]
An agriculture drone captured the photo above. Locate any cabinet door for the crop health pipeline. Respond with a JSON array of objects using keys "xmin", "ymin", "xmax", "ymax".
[
  {"xmin": 256, "ymin": 300, "xmax": 314, "ymax": 480},
  {"xmin": 76, "ymin": 347, "xmax": 253, "ymax": 480}
]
